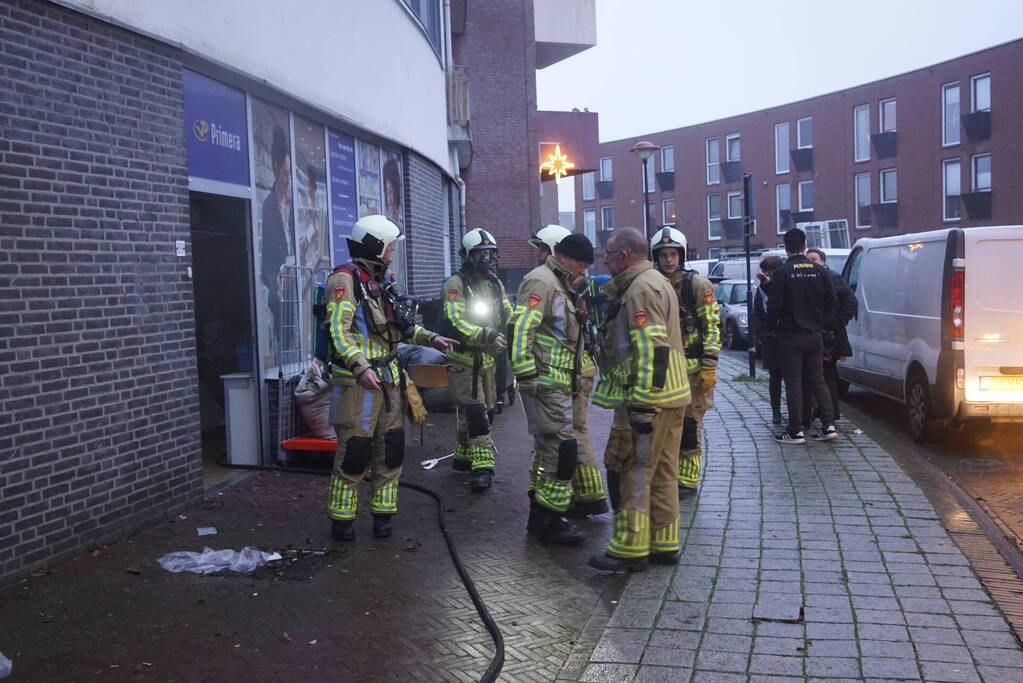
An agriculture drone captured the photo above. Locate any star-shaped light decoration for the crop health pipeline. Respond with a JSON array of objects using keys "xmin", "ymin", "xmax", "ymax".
[{"xmin": 540, "ymin": 144, "xmax": 575, "ymax": 184}]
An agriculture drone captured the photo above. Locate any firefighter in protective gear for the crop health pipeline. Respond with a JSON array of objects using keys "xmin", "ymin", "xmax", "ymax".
[
  {"xmin": 325, "ymin": 215, "xmax": 457, "ymax": 541},
  {"xmin": 650, "ymin": 227, "xmax": 721, "ymax": 498},
  {"xmin": 528, "ymin": 224, "xmax": 573, "ymax": 266},
  {"xmin": 442, "ymin": 228, "xmax": 513, "ymax": 492},
  {"xmin": 512, "ymin": 232, "xmax": 608, "ymax": 544},
  {"xmin": 589, "ymin": 228, "xmax": 691, "ymax": 572}
]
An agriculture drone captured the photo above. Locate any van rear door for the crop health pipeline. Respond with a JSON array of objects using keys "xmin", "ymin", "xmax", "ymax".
[{"xmin": 963, "ymin": 226, "xmax": 1023, "ymax": 408}]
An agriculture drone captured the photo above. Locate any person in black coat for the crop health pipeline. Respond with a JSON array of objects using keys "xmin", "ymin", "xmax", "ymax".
[
  {"xmin": 805, "ymin": 248, "xmax": 858, "ymax": 423},
  {"xmin": 749, "ymin": 255, "xmax": 785, "ymax": 424},
  {"xmin": 260, "ymin": 126, "xmax": 295, "ymax": 357}
]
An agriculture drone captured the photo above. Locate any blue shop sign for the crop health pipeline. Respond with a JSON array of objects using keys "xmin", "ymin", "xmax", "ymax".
[
  {"xmin": 328, "ymin": 129, "xmax": 358, "ymax": 265},
  {"xmin": 183, "ymin": 69, "xmax": 249, "ymax": 186}
]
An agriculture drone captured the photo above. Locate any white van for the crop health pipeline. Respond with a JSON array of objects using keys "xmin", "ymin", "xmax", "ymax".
[{"xmin": 838, "ymin": 226, "xmax": 1023, "ymax": 442}]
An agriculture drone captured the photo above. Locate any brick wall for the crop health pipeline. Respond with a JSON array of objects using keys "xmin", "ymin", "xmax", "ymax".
[
  {"xmin": 454, "ymin": 0, "xmax": 540, "ymax": 272},
  {"xmin": 404, "ymin": 150, "xmax": 450, "ymax": 300},
  {"xmin": 0, "ymin": 0, "xmax": 201, "ymax": 583}
]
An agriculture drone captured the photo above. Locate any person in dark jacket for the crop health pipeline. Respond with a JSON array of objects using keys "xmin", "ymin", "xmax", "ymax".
[
  {"xmin": 804, "ymin": 248, "xmax": 858, "ymax": 425},
  {"xmin": 749, "ymin": 255, "xmax": 784, "ymax": 424},
  {"xmin": 764, "ymin": 228, "xmax": 837, "ymax": 444}
]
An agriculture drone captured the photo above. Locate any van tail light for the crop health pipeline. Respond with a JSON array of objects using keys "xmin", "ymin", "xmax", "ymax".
[
  {"xmin": 956, "ymin": 368, "xmax": 965, "ymax": 390},
  {"xmin": 950, "ymin": 270, "xmax": 965, "ymax": 340}
]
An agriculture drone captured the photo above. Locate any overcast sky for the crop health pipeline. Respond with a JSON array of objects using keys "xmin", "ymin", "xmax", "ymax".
[{"xmin": 538, "ymin": 0, "xmax": 1023, "ymax": 208}]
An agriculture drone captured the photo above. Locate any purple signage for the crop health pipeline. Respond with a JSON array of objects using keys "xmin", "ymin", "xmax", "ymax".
[
  {"xmin": 182, "ymin": 69, "xmax": 249, "ymax": 186},
  {"xmin": 328, "ymin": 129, "xmax": 358, "ymax": 265}
]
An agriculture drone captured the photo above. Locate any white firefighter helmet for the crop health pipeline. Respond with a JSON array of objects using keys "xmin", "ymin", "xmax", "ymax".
[
  {"xmin": 461, "ymin": 227, "xmax": 498, "ymax": 257},
  {"xmin": 348, "ymin": 214, "xmax": 404, "ymax": 260},
  {"xmin": 650, "ymin": 226, "xmax": 687, "ymax": 260},
  {"xmin": 528, "ymin": 224, "xmax": 572, "ymax": 254}
]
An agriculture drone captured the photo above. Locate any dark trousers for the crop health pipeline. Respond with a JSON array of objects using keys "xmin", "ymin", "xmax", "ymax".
[
  {"xmin": 769, "ymin": 368, "xmax": 783, "ymax": 417},
  {"xmin": 779, "ymin": 330, "xmax": 833, "ymax": 434},
  {"xmin": 800, "ymin": 357, "xmax": 841, "ymax": 428}
]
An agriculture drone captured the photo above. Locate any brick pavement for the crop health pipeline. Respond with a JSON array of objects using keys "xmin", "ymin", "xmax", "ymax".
[
  {"xmin": 578, "ymin": 353, "xmax": 1023, "ymax": 683},
  {"xmin": 0, "ymin": 399, "xmax": 626, "ymax": 682}
]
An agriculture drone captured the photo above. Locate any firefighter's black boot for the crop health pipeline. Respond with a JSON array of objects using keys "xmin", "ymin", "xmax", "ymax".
[
  {"xmin": 565, "ymin": 498, "xmax": 610, "ymax": 518},
  {"xmin": 331, "ymin": 519, "xmax": 355, "ymax": 542},
  {"xmin": 588, "ymin": 552, "xmax": 649, "ymax": 573},
  {"xmin": 531, "ymin": 499, "xmax": 584, "ymax": 545},
  {"xmin": 372, "ymin": 514, "xmax": 392, "ymax": 539},
  {"xmin": 470, "ymin": 469, "xmax": 493, "ymax": 492}
]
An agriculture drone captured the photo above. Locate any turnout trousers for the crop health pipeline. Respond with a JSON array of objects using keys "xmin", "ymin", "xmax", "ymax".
[
  {"xmin": 327, "ymin": 381, "xmax": 405, "ymax": 520},
  {"xmin": 447, "ymin": 363, "xmax": 497, "ymax": 472},
  {"xmin": 678, "ymin": 376, "xmax": 714, "ymax": 488},
  {"xmin": 604, "ymin": 406, "xmax": 684, "ymax": 558},
  {"xmin": 526, "ymin": 372, "xmax": 605, "ymax": 512}
]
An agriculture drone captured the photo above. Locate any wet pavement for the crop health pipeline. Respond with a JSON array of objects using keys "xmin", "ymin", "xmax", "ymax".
[
  {"xmin": 4, "ymin": 352, "xmax": 1023, "ymax": 682},
  {"xmin": 0, "ymin": 396, "xmax": 625, "ymax": 682},
  {"xmin": 579, "ymin": 353, "xmax": 1023, "ymax": 682}
]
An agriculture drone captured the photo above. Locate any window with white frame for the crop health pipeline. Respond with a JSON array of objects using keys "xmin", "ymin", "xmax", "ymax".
[
  {"xmin": 727, "ymin": 191, "xmax": 743, "ymax": 219},
  {"xmin": 880, "ymin": 98, "xmax": 896, "ymax": 133},
  {"xmin": 601, "ymin": 206, "xmax": 614, "ymax": 229},
  {"xmin": 775, "ymin": 183, "xmax": 790, "ymax": 233},
  {"xmin": 797, "ymin": 117, "xmax": 813, "ymax": 149},
  {"xmin": 972, "ymin": 73, "xmax": 991, "ymax": 112},
  {"xmin": 599, "ymin": 157, "xmax": 613, "ymax": 182},
  {"xmin": 854, "ymin": 173, "xmax": 871, "ymax": 229},
  {"xmin": 643, "ymin": 154, "xmax": 656, "ymax": 193},
  {"xmin": 707, "ymin": 193, "xmax": 722, "ymax": 240},
  {"xmin": 972, "ymin": 153, "xmax": 991, "ymax": 191},
  {"xmin": 706, "ymin": 138, "xmax": 720, "ymax": 184},
  {"xmin": 581, "ymin": 171, "xmax": 595, "ymax": 201},
  {"xmin": 726, "ymin": 133, "xmax": 741, "ymax": 162},
  {"xmin": 942, "ymin": 82, "xmax": 960, "ymax": 146},
  {"xmin": 854, "ymin": 104, "xmax": 870, "ymax": 162},
  {"xmin": 661, "ymin": 146, "xmax": 674, "ymax": 173},
  {"xmin": 774, "ymin": 123, "xmax": 790, "ymax": 173},
  {"xmin": 943, "ymin": 159, "xmax": 961, "ymax": 221},
  {"xmin": 798, "ymin": 180, "xmax": 814, "ymax": 212},
  {"xmin": 662, "ymin": 199, "xmax": 676, "ymax": 225},
  {"xmin": 583, "ymin": 208, "xmax": 597, "ymax": 242},
  {"xmin": 708, "ymin": 247, "xmax": 722, "ymax": 261},
  {"xmin": 880, "ymin": 168, "xmax": 897, "ymax": 203}
]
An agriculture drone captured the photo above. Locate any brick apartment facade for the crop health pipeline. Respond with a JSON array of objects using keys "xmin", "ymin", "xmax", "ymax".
[
  {"xmin": 0, "ymin": 0, "xmax": 202, "ymax": 580},
  {"xmin": 578, "ymin": 39, "xmax": 1023, "ymax": 263}
]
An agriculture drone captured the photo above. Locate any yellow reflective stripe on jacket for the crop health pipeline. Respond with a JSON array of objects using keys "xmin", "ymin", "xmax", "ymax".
[
  {"xmin": 444, "ymin": 299, "xmax": 484, "ymax": 342},
  {"xmin": 698, "ymin": 298, "xmax": 722, "ymax": 356},
  {"xmin": 328, "ymin": 300, "xmax": 362, "ymax": 364},
  {"xmin": 511, "ymin": 305, "xmax": 542, "ymax": 376}
]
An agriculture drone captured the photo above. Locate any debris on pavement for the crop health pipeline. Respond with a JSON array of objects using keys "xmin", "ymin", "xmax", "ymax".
[
  {"xmin": 0, "ymin": 650, "xmax": 12, "ymax": 679},
  {"xmin": 196, "ymin": 527, "xmax": 217, "ymax": 536},
  {"xmin": 157, "ymin": 547, "xmax": 282, "ymax": 575},
  {"xmin": 853, "ymin": 428, "xmax": 864, "ymax": 434},
  {"xmin": 124, "ymin": 566, "xmax": 142, "ymax": 575}
]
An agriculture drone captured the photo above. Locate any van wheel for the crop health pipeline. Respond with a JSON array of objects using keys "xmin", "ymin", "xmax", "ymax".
[
  {"xmin": 907, "ymin": 374, "xmax": 935, "ymax": 443},
  {"xmin": 837, "ymin": 379, "xmax": 850, "ymax": 399}
]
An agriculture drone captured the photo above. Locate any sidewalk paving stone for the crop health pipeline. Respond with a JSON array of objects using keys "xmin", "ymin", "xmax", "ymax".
[{"xmin": 578, "ymin": 353, "xmax": 1023, "ymax": 681}]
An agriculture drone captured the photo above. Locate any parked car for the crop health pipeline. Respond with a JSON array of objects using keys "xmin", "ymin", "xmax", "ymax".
[
  {"xmin": 685, "ymin": 258, "xmax": 716, "ymax": 277},
  {"xmin": 838, "ymin": 226, "xmax": 1023, "ymax": 442},
  {"xmin": 708, "ymin": 257, "xmax": 760, "ymax": 283},
  {"xmin": 714, "ymin": 278, "xmax": 753, "ymax": 350}
]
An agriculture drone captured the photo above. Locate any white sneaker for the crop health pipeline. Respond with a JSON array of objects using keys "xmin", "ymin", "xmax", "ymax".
[
  {"xmin": 775, "ymin": 430, "xmax": 806, "ymax": 445},
  {"xmin": 811, "ymin": 425, "xmax": 839, "ymax": 441}
]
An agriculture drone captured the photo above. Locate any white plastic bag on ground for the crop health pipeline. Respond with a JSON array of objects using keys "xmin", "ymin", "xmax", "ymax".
[
  {"xmin": 294, "ymin": 364, "xmax": 334, "ymax": 439},
  {"xmin": 157, "ymin": 546, "xmax": 282, "ymax": 575},
  {"xmin": 0, "ymin": 650, "xmax": 11, "ymax": 679}
]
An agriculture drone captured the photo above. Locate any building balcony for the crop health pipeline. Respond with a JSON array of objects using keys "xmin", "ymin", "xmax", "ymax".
[
  {"xmin": 721, "ymin": 161, "xmax": 743, "ymax": 184},
  {"xmin": 655, "ymin": 172, "xmax": 675, "ymax": 192},
  {"xmin": 596, "ymin": 180, "xmax": 614, "ymax": 200},
  {"xmin": 790, "ymin": 148, "xmax": 814, "ymax": 172},
  {"xmin": 534, "ymin": 0, "xmax": 596, "ymax": 69},
  {"xmin": 447, "ymin": 66, "xmax": 472, "ymax": 169},
  {"xmin": 962, "ymin": 111, "xmax": 991, "ymax": 141},
  {"xmin": 871, "ymin": 202, "xmax": 899, "ymax": 228},
  {"xmin": 872, "ymin": 131, "xmax": 897, "ymax": 159},
  {"xmin": 961, "ymin": 191, "xmax": 992, "ymax": 219}
]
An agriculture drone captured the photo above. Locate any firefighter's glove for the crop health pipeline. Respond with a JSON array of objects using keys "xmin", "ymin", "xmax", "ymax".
[
  {"xmin": 699, "ymin": 366, "xmax": 717, "ymax": 393},
  {"xmin": 629, "ymin": 406, "xmax": 656, "ymax": 435},
  {"xmin": 516, "ymin": 372, "xmax": 538, "ymax": 397},
  {"xmin": 403, "ymin": 372, "xmax": 428, "ymax": 424},
  {"xmin": 483, "ymin": 328, "xmax": 507, "ymax": 352}
]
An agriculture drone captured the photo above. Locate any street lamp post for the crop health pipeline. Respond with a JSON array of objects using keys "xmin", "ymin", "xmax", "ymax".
[{"xmin": 630, "ymin": 140, "xmax": 660, "ymax": 241}]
